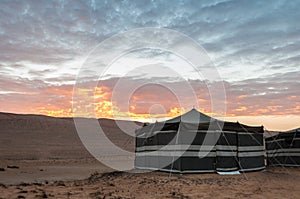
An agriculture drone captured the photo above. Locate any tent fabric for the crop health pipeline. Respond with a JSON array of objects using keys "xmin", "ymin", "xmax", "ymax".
[
  {"xmin": 135, "ymin": 109, "xmax": 265, "ymax": 173},
  {"xmin": 266, "ymin": 128, "xmax": 300, "ymax": 167}
]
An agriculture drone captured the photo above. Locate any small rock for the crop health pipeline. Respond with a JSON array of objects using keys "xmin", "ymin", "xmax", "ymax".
[
  {"xmin": 56, "ymin": 181, "xmax": 66, "ymax": 186},
  {"xmin": 0, "ymin": 184, "xmax": 7, "ymax": 188},
  {"xmin": 7, "ymin": 165, "xmax": 19, "ymax": 169},
  {"xmin": 42, "ymin": 192, "xmax": 48, "ymax": 198},
  {"xmin": 18, "ymin": 190, "xmax": 28, "ymax": 194}
]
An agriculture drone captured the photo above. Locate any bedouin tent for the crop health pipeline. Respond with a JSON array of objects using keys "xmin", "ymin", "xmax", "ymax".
[
  {"xmin": 135, "ymin": 109, "xmax": 265, "ymax": 173},
  {"xmin": 266, "ymin": 128, "xmax": 300, "ymax": 167}
]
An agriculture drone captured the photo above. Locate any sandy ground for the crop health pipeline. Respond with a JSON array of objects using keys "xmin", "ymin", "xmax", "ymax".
[
  {"xmin": 0, "ymin": 159, "xmax": 113, "ymax": 185},
  {"xmin": 0, "ymin": 167, "xmax": 300, "ymax": 199}
]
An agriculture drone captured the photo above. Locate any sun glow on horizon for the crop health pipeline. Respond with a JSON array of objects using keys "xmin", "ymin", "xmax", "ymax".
[
  {"xmin": 25, "ymin": 103, "xmax": 299, "ymax": 132},
  {"xmin": 4, "ymin": 82, "xmax": 296, "ymax": 132}
]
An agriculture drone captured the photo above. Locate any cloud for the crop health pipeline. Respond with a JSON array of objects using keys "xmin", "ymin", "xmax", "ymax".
[
  {"xmin": 226, "ymin": 71, "xmax": 300, "ymax": 116},
  {"xmin": 0, "ymin": 0, "xmax": 299, "ymax": 80}
]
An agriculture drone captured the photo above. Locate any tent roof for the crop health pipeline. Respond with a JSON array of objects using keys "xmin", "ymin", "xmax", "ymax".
[
  {"xmin": 136, "ymin": 109, "xmax": 264, "ymax": 136},
  {"xmin": 165, "ymin": 108, "xmax": 215, "ymax": 124},
  {"xmin": 287, "ymin": 127, "xmax": 300, "ymax": 133},
  {"xmin": 265, "ymin": 127, "xmax": 300, "ymax": 140}
]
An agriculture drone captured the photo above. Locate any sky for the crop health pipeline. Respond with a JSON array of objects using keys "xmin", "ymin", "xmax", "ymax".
[{"xmin": 0, "ymin": 0, "xmax": 299, "ymax": 131}]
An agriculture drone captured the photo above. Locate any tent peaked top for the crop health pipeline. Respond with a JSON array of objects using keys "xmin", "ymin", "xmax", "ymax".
[{"xmin": 166, "ymin": 108, "xmax": 215, "ymax": 124}]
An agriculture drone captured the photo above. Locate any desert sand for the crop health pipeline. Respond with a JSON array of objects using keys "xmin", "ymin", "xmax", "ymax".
[
  {"xmin": 0, "ymin": 112, "xmax": 299, "ymax": 198},
  {"xmin": 1, "ymin": 167, "xmax": 300, "ymax": 198}
]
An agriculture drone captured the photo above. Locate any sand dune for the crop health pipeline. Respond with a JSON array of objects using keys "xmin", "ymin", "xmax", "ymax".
[
  {"xmin": 0, "ymin": 112, "xmax": 141, "ymax": 184},
  {"xmin": 0, "ymin": 112, "xmax": 140, "ymax": 160}
]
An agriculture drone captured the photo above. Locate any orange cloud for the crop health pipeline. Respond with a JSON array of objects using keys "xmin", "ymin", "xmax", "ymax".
[
  {"xmin": 0, "ymin": 77, "xmax": 299, "ymax": 131},
  {"xmin": 235, "ymin": 106, "xmax": 248, "ymax": 112}
]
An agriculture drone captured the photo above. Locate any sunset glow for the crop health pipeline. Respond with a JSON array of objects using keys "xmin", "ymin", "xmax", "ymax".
[{"xmin": 1, "ymin": 80, "xmax": 298, "ymax": 131}]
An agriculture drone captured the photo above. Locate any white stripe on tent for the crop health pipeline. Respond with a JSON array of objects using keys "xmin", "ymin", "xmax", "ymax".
[
  {"xmin": 237, "ymin": 132, "xmax": 263, "ymax": 135},
  {"xmin": 135, "ymin": 166, "xmax": 216, "ymax": 173},
  {"xmin": 267, "ymin": 152, "xmax": 300, "ymax": 157},
  {"xmin": 238, "ymin": 146, "xmax": 265, "ymax": 151},
  {"xmin": 216, "ymin": 167, "xmax": 239, "ymax": 171},
  {"xmin": 137, "ymin": 130, "xmax": 178, "ymax": 137},
  {"xmin": 152, "ymin": 130, "xmax": 177, "ymax": 134},
  {"xmin": 183, "ymin": 130, "xmax": 261, "ymax": 135},
  {"xmin": 216, "ymin": 145, "xmax": 237, "ymax": 150},
  {"xmin": 217, "ymin": 171, "xmax": 241, "ymax": 175},
  {"xmin": 136, "ymin": 151, "xmax": 216, "ymax": 157},
  {"xmin": 216, "ymin": 151, "xmax": 237, "ymax": 156},
  {"xmin": 267, "ymin": 148, "xmax": 300, "ymax": 154},
  {"xmin": 267, "ymin": 164, "xmax": 300, "ymax": 167},
  {"xmin": 239, "ymin": 166, "xmax": 266, "ymax": 172},
  {"xmin": 136, "ymin": 145, "xmax": 216, "ymax": 151},
  {"xmin": 136, "ymin": 166, "xmax": 266, "ymax": 173},
  {"xmin": 265, "ymin": 138, "xmax": 285, "ymax": 143},
  {"xmin": 136, "ymin": 145, "xmax": 242, "ymax": 152},
  {"xmin": 238, "ymin": 151, "xmax": 265, "ymax": 157},
  {"xmin": 184, "ymin": 130, "xmax": 235, "ymax": 134},
  {"xmin": 136, "ymin": 145, "xmax": 264, "ymax": 152},
  {"xmin": 137, "ymin": 151, "xmax": 265, "ymax": 157},
  {"xmin": 265, "ymin": 138, "xmax": 300, "ymax": 143}
]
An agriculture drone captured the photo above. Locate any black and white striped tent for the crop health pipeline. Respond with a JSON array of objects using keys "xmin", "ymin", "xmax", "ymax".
[
  {"xmin": 266, "ymin": 128, "xmax": 300, "ymax": 167},
  {"xmin": 135, "ymin": 109, "xmax": 265, "ymax": 173}
]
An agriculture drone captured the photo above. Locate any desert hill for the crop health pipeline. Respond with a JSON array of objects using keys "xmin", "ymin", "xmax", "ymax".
[
  {"xmin": 0, "ymin": 112, "xmax": 142, "ymax": 161},
  {"xmin": 0, "ymin": 112, "xmax": 142, "ymax": 184}
]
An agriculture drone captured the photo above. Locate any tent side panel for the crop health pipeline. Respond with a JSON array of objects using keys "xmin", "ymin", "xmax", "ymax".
[
  {"xmin": 266, "ymin": 134, "xmax": 300, "ymax": 166},
  {"xmin": 266, "ymin": 137, "xmax": 285, "ymax": 166},
  {"xmin": 135, "ymin": 125, "xmax": 147, "ymax": 168},
  {"xmin": 238, "ymin": 133, "xmax": 265, "ymax": 171},
  {"xmin": 180, "ymin": 157, "xmax": 215, "ymax": 172},
  {"xmin": 135, "ymin": 122, "xmax": 181, "ymax": 171},
  {"xmin": 179, "ymin": 123, "xmax": 217, "ymax": 172},
  {"xmin": 216, "ymin": 132, "xmax": 238, "ymax": 171}
]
